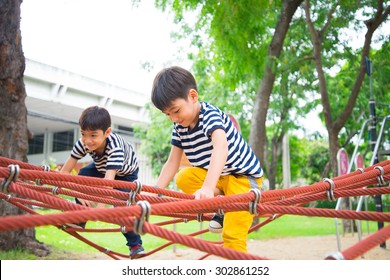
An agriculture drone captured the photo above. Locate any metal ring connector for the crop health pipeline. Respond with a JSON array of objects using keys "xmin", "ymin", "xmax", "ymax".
[
  {"xmin": 356, "ymin": 168, "xmax": 364, "ymax": 174},
  {"xmin": 52, "ymin": 186, "xmax": 59, "ymax": 195},
  {"xmin": 135, "ymin": 180, "xmax": 142, "ymax": 194},
  {"xmin": 42, "ymin": 165, "xmax": 50, "ymax": 172},
  {"xmin": 374, "ymin": 166, "xmax": 386, "ymax": 186},
  {"xmin": 133, "ymin": 200, "xmax": 151, "ymax": 235},
  {"xmin": 323, "ymin": 178, "xmax": 336, "ymax": 201},
  {"xmin": 324, "ymin": 251, "xmax": 345, "ymax": 260},
  {"xmin": 128, "ymin": 181, "xmax": 143, "ymax": 205},
  {"xmin": 249, "ymin": 188, "xmax": 261, "ymax": 215},
  {"xmin": 1, "ymin": 164, "xmax": 20, "ymax": 193}
]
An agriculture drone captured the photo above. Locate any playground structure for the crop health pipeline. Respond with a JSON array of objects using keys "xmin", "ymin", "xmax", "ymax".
[
  {"xmin": 332, "ymin": 57, "xmax": 390, "ymax": 251},
  {"xmin": 335, "ymin": 113, "xmax": 390, "ymax": 250},
  {"xmin": 0, "ymin": 155, "xmax": 389, "ymax": 260}
]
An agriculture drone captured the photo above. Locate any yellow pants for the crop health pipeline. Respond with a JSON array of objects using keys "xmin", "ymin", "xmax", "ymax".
[{"xmin": 175, "ymin": 167, "xmax": 263, "ymax": 252}]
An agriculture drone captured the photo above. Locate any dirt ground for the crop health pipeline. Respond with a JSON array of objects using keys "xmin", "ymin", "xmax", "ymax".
[{"xmin": 67, "ymin": 234, "xmax": 390, "ymax": 260}]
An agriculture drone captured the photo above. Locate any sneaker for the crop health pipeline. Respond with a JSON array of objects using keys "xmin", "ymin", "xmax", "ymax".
[
  {"xmin": 130, "ymin": 244, "xmax": 145, "ymax": 259},
  {"xmin": 209, "ymin": 213, "xmax": 224, "ymax": 233}
]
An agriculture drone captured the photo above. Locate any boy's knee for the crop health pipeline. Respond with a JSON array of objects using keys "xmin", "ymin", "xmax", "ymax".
[{"xmin": 175, "ymin": 167, "xmax": 206, "ymax": 194}]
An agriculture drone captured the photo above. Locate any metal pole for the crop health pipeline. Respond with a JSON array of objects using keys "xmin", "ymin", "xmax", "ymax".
[{"xmin": 366, "ymin": 57, "xmax": 386, "ymax": 248}]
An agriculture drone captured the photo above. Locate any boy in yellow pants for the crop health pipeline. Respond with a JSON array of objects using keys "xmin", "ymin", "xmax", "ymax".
[{"xmin": 151, "ymin": 66, "xmax": 264, "ymax": 253}]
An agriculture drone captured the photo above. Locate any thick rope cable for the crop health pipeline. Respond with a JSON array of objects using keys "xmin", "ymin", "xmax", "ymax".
[{"xmin": 0, "ymin": 156, "xmax": 389, "ymax": 260}]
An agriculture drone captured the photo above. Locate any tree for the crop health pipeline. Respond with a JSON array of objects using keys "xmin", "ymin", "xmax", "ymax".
[
  {"xmin": 0, "ymin": 0, "xmax": 50, "ymax": 256},
  {"xmin": 155, "ymin": 0, "xmax": 304, "ymax": 189},
  {"xmin": 249, "ymin": 0, "xmax": 304, "ymax": 171},
  {"xmin": 303, "ymin": 0, "xmax": 389, "ymax": 175},
  {"xmin": 148, "ymin": 0, "xmax": 389, "ymax": 189}
]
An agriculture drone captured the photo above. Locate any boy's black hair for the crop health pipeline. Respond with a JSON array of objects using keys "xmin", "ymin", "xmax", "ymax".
[
  {"xmin": 151, "ymin": 66, "xmax": 198, "ymax": 111},
  {"xmin": 79, "ymin": 106, "xmax": 111, "ymax": 132}
]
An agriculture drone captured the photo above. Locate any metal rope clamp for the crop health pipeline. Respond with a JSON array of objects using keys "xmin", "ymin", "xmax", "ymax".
[
  {"xmin": 36, "ymin": 165, "xmax": 51, "ymax": 185},
  {"xmin": 374, "ymin": 166, "xmax": 386, "ymax": 186},
  {"xmin": 127, "ymin": 180, "xmax": 143, "ymax": 206},
  {"xmin": 323, "ymin": 178, "xmax": 336, "ymax": 201},
  {"xmin": 324, "ymin": 251, "xmax": 345, "ymax": 260},
  {"xmin": 134, "ymin": 200, "xmax": 151, "ymax": 235},
  {"xmin": 356, "ymin": 167, "xmax": 364, "ymax": 174},
  {"xmin": 52, "ymin": 186, "xmax": 60, "ymax": 195},
  {"xmin": 1, "ymin": 164, "xmax": 20, "ymax": 193},
  {"xmin": 249, "ymin": 188, "xmax": 261, "ymax": 215},
  {"xmin": 120, "ymin": 225, "xmax": 127, "ymax": 234},
  {"xmin": 42, "ymin": 165, "xmax": 51, "ymax": 172}
]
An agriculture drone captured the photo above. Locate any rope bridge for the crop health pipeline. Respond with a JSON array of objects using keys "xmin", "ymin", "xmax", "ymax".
[{"xmin": 1, "ymin": 156, "xmax": 389, "ymax": 260}]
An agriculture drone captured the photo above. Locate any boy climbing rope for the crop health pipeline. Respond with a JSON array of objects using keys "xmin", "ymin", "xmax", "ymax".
[
  {"xmin": 151, "ymin": 66, "xmax": 264, "ymax": 253},
  {"xmin": 60, "ymin": 105, "xmax": 145, "ymax": 259}
]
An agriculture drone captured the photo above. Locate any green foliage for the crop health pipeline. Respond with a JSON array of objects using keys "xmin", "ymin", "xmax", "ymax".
[
  {"xmin": 134, "ymin": 104, "xmax": 172, "ymax": 177},
  {"xmin": 331, "ymin": 39, "xmax": 390, "ymax": 166},
  {"xmin": 300, "ymin": 138, "xmax": 330, "ymax": 183},
  {"xmin": 149, "ymin": 0, "xmax": 389, "ymax": 187}
]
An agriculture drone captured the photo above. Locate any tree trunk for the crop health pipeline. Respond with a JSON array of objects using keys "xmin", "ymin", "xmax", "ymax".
[
  {"xmin": 249, "ymin": 0, "xmax": 303, "ymax": 171},
  {"xmin": 0, "ymin": 0, "xmax": 50, "ymax": 256},
  {"xmin": 304, "ymin": 0, "xmax": 389, "ymax": 175}
]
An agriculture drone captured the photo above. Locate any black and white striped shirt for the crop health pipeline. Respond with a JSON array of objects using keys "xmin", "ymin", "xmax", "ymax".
[
  {"xmin": 171, "ymin": 102, "xmax": 263, "ymax": 178},
  {"xmin": 71, "ymin": 132, "xmax": 138, "ymax": 176}
]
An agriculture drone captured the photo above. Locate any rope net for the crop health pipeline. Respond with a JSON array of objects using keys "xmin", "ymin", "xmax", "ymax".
[{"xmin": 0, "ymin": 156, "xmax": 389, "ymax": 260}]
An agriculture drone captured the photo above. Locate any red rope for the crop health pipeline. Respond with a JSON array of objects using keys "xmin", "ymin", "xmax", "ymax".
[{"xmin": 0, "ymin": 156, "xmax": 389, "ymax": 260}]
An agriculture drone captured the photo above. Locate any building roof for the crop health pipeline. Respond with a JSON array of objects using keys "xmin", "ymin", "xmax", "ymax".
[{"xmin": 24, "ymin": 59, "xmax": 150, "ymax": 135}]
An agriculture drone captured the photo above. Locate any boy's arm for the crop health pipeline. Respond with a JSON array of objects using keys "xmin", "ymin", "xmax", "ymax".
[
  {"xmin": 104, "ymin": 169, "xmax": 117, "ymax": 180},
  {"xmin": 60, "ymin": 156, "xmax": 92, "ymax": 207},
  {"xmin": 156, "ymin": 145, "xmax": 183, "ymax": 189},
  {"xmin": 60, "ymin": 157, "xmax": 78, "ymax": 174},
  {"xmin": 194, "ymin": 128, "xmax": 228, "ymax": 199}
]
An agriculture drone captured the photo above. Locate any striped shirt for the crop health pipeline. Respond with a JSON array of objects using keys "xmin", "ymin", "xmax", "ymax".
[
  {"xmin": 171, "ymin": 102, "xmax": 263, "ymax": 178},
  {"xmin": 70, "ymin": 132, "xmax": 138, "ymax": 176}
]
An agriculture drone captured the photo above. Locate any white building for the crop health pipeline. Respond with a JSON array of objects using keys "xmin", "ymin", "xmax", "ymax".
[{"xmin": 24, "ymin": 59, "xmax": 155, "ymax": 185}]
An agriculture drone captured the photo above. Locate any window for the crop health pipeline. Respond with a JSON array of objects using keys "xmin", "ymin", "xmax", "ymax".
[
  {"xmin": 53, "ymin": 130, "xmax": 74, "ymax": 152},
  {"xmin": 28, "ymin": 134, "xmax": 44, "ymax": 155},
  {"xmin": 117, "ymin": 125, "xmax": 134, "ymax": 137}
]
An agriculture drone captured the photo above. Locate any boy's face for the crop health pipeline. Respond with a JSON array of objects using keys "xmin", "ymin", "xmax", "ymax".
[
  {"xmin": 81, "ymin": 127, "xmax": 111, "ymax": 153},
  {"xmin": 163, "ymin": 89, "xmax": 200, "ymax": 129}
]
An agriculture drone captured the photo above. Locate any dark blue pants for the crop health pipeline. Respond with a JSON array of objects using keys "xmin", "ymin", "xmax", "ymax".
[{"xmin": 77, "ymin": 162, "xmax": 142, "ymax": 247}]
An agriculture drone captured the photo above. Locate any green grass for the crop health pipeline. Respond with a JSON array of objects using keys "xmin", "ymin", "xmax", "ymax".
[{"xmin": 0, "ymin": 210, "xmax": 384, "ymax": 260}]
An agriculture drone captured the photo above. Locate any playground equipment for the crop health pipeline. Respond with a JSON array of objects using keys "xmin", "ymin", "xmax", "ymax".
[
  {"xmin": 334, "ymin": 56, "xmax": 390, "ymax": 250},
  {"xmin": 0, "ymin": 156, "xmax": 389, "ymax": 260}
]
